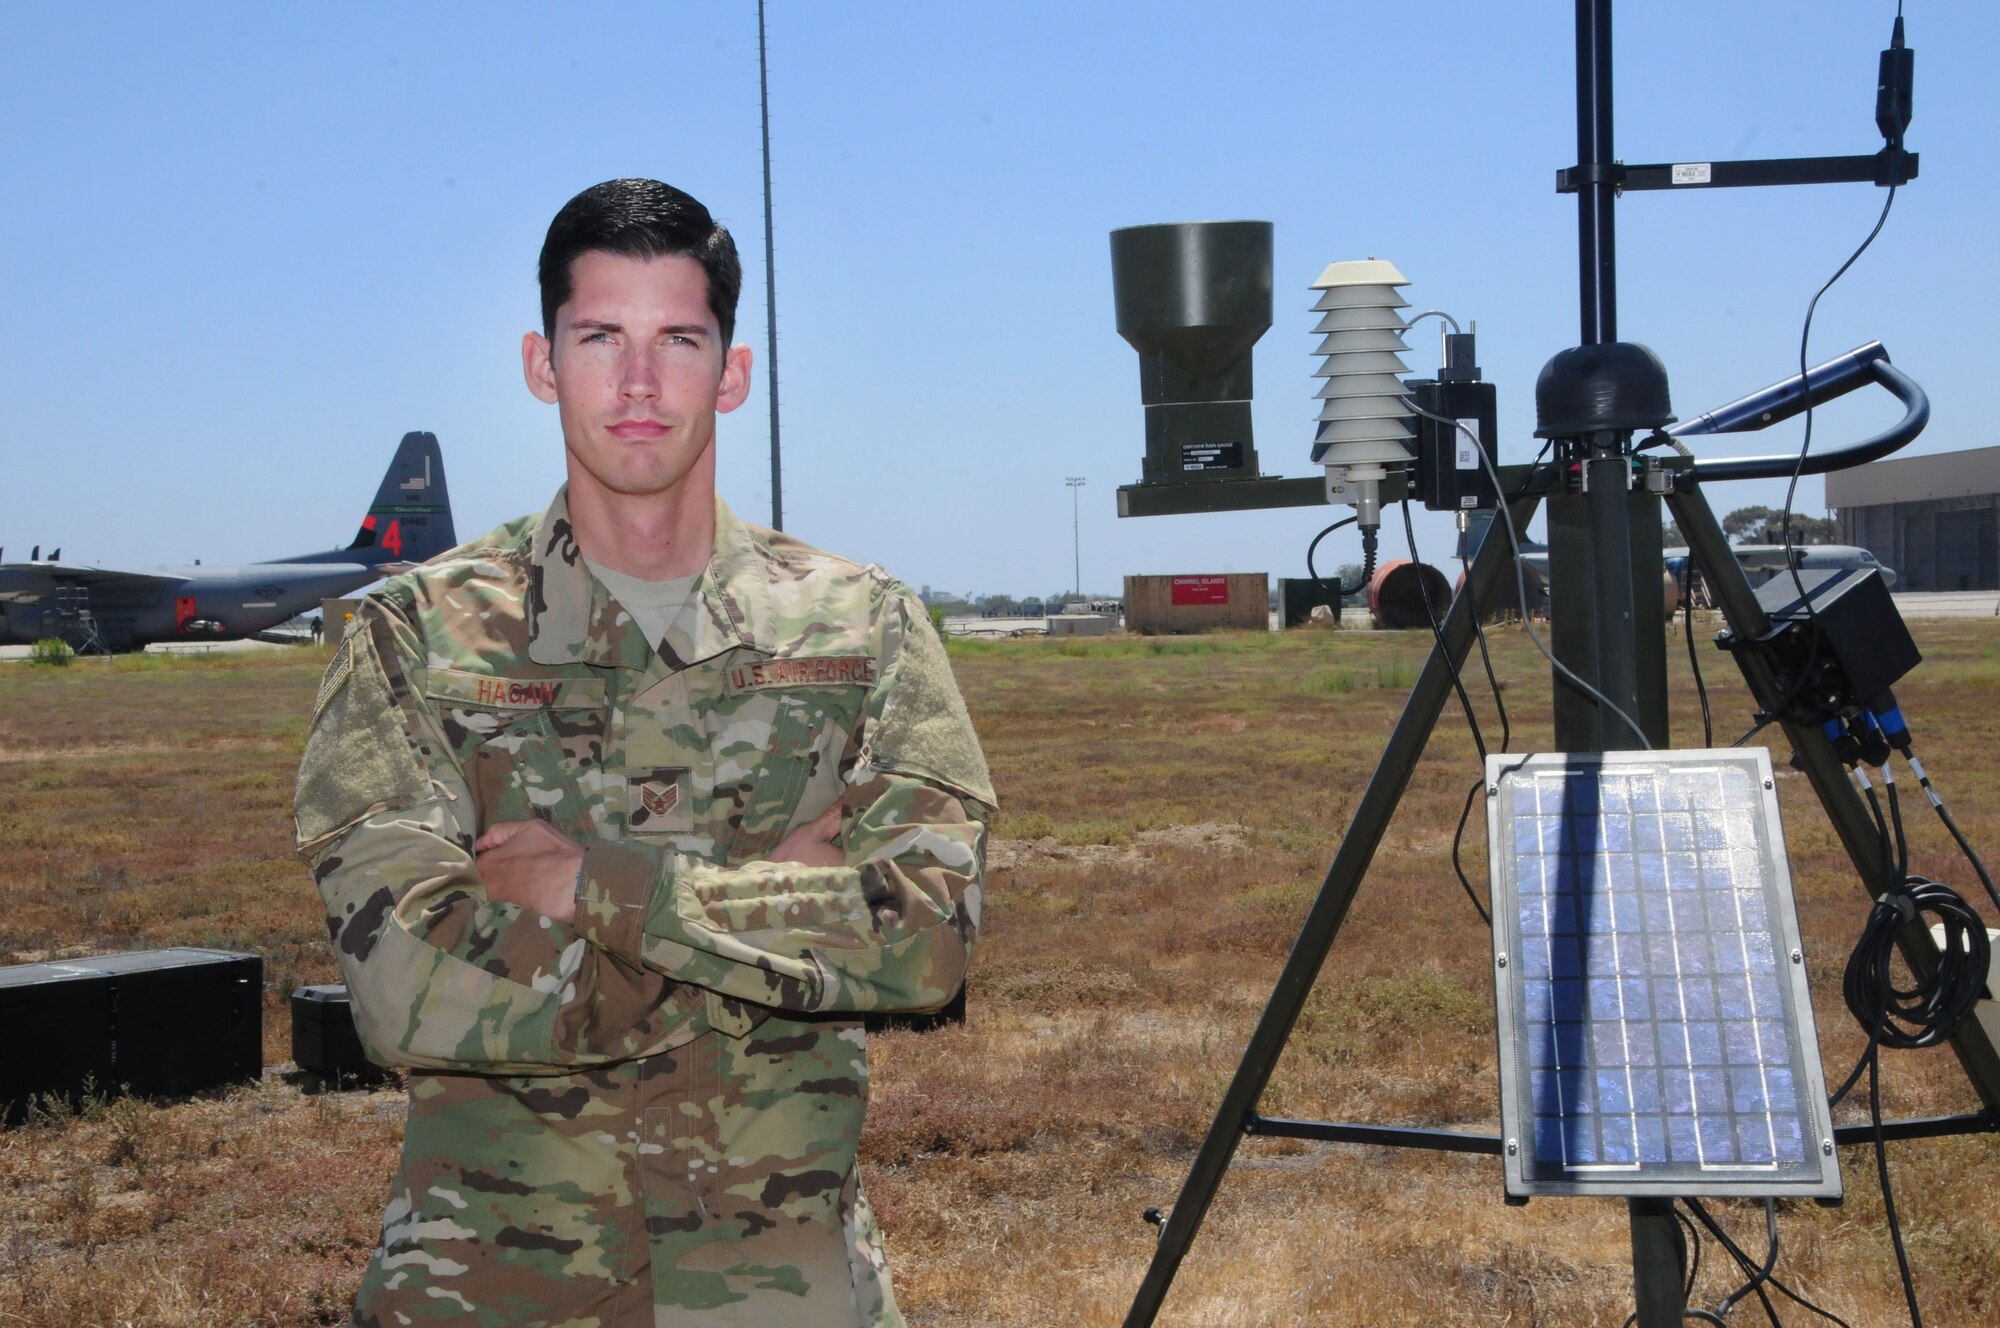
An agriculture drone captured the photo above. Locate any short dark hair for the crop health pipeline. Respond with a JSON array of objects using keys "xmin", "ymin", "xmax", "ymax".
[{"xmin": 537, "ymin": 179, "xmax": 743, "ymax": 345}]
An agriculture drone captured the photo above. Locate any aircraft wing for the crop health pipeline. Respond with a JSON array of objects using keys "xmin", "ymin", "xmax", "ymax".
[{"xmin": 0, "ymin": 563, "xmax": 183, "ymax": 603}]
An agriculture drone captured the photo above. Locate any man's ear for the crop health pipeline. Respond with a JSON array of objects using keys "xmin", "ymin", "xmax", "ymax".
[
  {"xmin": 716, "ymin": 343, "xmax": 753, "ymax": 414},
  {"xmin": 522, "ymin": 331, "xmax": 559, "ymax": 404}
]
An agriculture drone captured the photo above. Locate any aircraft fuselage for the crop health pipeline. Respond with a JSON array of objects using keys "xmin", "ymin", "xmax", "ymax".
[
  {"xmin": 0, "ymin": 561, "xmax": 380, "ymax": 651},
  {"xmin": 0, "ymin": 429, "xmax": 454, "ymax": 653}
]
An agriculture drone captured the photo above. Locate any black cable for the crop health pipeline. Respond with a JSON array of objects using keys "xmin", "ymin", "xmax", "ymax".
[
  {"xmin": 1678, "ymin": 1203, "xmax": 1703, "ymax": 1301},
  {"xmin": 1830, "ymin": 762, "xmax": 1989, "ymax": 1103},
  {"xmin": 1831, "ymin": 747, "xmax": 1988, "ymax": 1328},
  {"xmin": 1449, "ymin": 779, "xmax": 1492, "ymax": 926},
  {"xmin": 1761, "ymin": 29, "xmax": 1904, "ymax": 734},
  {"xmin": 1885, "ymin": 766, "xmax": 1911, "ymax": 878},
  {"xmin": 1681, "ymin": 570, "xmax": 1714, "ymax": 747},
  {"xmin": 1861, "ymin": 772, "xmax": 1894, "ymax": 871},
  {"xmin": 1468, "ymin": 591, "xmax": 1513, "ymax": 751},
  {"xmin": 1684, "ymin": 1199, "xmax": 1856, "ymax": 1328},
  {"xmin": 1840, "ymin": 874, "xmax": 1988, "ymax": 1056},
  {"xmin": 1416, "ymin": 399, "xmax": 1654, "ymax": 748},
  {"xmin": 1447, "ymin": 621, "xmax": 1511, "ymax": 926},
  {"xmin": 1401, "ymin": 499, "xmax": 1487, "ymax": 762},
  {"xmin": 1684, "ymin": 1200, "xmax": 1783, "ymax": 1327},
  {"xmin": 1444, "ymin": 486, "xmax": 1522, "ymax": 929},
  {"xmin": 1905, "ymin": 750, "xmax": 2000, "ymax": 916},
  {"xmin": 1305, "ymin": 515, "xmax": 1369, "ymax": 607},
  {"xmin": 1714, "ymin": 1199, "xmax": 1782, "ymax": 1321},
  {"xmin": 1866, "ymin": 1031, "xmax": 1924, "ymax": 1328},
  {"xmin": 1395, "ymin": 498, "xmax": 1500, "ymax": 925},
  {"xmin": 1730, "ymin": 716, "xmax": 1773, "ymax": 749}
]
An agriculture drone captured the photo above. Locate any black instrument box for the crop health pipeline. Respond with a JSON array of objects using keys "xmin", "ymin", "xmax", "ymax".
[
  {"xmin": 1277, "ymin": 577, "xmax": 1343, "ymax": 628},
  {"xmin": 0, "ymin": 947, "xmax": 263, "ymax": 1123},
  {"xmin": 289, "ymin": 983, "xmax": 385, "ymax": 1083}
]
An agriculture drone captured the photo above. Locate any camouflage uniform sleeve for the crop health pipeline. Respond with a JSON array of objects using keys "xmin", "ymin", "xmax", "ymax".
[
  {"xmin": 572, "ymin": 588, "xmax": 996, "ymax": 1014},
  {"xmin": 294, "ymin": 598, "xmax": 702, "ymax": 1074}
]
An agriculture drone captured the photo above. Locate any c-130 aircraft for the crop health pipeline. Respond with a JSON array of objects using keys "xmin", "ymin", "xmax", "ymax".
[{"xmin": 0, "ymin": 432, "xmax": 454, "ymax": 652}]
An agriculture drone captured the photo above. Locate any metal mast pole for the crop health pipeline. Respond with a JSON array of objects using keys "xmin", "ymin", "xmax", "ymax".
[
  {"xmin": 1570, "ymin": 2, "xmax": 1684, "ymax": 1320},
  {"xmin": 1576, "ymin": 0, "xmax": 1617, "ymax": 345},
  {"xmin": 758, "ymin": 0, "xmax": 784, "ymax": 530},
  {"xmin": 1067, "ymin": 476, "xmax": 1086, "ymax": 598}
]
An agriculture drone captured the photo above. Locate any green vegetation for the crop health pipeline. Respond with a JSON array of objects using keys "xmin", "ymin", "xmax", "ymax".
[{"xmin": 28, "ymin": 638, "xmax": 74, "ymax": 667}]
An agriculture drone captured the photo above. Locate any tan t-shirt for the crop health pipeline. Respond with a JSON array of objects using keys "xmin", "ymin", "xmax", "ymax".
[{"xmin": 584, "ymin": 559, "xmax": 701, "ymax": 648}]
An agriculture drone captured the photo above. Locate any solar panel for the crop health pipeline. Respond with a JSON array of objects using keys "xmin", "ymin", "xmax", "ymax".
[{"xmin": 1486, "ymin": 749, "xmax": 1842, "ymax": 1200}]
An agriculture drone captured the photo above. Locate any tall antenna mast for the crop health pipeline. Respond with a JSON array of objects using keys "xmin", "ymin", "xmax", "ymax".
[{"xmin": 758, "ymin": 0, "xmax": 784, "ymax": 530}]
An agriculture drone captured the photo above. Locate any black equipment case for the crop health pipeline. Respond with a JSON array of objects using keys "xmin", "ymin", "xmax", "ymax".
[{"xmin": 0, "ymin": 947, "xmax": 263, "ymax": 1123}]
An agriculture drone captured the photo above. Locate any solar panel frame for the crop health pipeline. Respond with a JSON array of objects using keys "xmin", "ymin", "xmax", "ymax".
[{"xmin": 1486, "ymin": 749, "xmax": 1842, "ymax": 1200}]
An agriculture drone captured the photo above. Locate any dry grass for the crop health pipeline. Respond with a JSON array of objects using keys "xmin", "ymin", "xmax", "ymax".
[{"xmin": 4, "ymin": 622, "xmax": 2000, "ymax": 1324}]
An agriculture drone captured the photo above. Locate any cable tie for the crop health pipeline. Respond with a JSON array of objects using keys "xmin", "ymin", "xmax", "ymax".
[
  {"xmin": 1877, "ymin": 891, "xmax": 1917, "ymax": 924},
  {"xmin": 1907, "ymin": 756, "xmax": 1927, "ymax": 783}
]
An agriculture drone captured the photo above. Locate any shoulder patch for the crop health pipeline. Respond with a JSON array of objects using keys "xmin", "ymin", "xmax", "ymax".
[
  {"xmin": 294, "ymin": 614, "xmax": 435, "ymax": 853},
  {"xmin": 312, "ymin": 638, "xmax": 354, "ymax": 722},
  {"xmin": 869, "ymin": 599, "xmax": 996, "ymax": 809}
]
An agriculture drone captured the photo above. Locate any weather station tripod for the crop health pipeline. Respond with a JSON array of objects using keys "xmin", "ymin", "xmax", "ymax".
[{"xmin": 1115, "ymin": 5, "xmax": 2000, "ymax": 1326}]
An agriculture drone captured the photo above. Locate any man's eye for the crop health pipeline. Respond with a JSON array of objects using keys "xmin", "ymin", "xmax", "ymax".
[{"xmin": 581, "ymin": 331, "xmax": 613, "ymax": 344}]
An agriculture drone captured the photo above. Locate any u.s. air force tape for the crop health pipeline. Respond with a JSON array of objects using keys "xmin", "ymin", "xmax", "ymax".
[{"xmin": 725, "ymin": 655, "xmax": 876, "ymax": 693}]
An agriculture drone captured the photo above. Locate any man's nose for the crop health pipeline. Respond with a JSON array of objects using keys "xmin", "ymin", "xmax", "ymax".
[{"xmin": 619, "ymin": 348, "xmax": 662, "ymax": 399}]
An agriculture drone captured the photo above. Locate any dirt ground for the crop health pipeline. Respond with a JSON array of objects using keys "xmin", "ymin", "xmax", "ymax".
[{"xmin": 4, "ymin": 622, "xmax": 2000, "ymax": 1325}]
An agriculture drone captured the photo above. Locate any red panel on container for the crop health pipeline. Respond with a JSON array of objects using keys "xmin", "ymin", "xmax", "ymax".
[{"xmin": 1170, "ymin": 576, "xmax": 1230, "ymax": 605}]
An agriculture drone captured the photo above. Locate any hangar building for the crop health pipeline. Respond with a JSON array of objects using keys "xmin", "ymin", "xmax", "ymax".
[{"xmin": 1828, "ymin": 444, "xmax": 2000, "ymax": 591}]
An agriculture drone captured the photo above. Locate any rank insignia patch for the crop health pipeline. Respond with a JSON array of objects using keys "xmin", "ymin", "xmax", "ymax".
[
  {"xmin": 642, "ymin": 780, "xmax": 678, "ymax": 817},
  {"xmin": 628, "ymin": 768, "xmax": 692, "ymax": 832}
]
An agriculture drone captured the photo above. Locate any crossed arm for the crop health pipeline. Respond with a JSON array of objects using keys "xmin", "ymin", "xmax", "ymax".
[
  {"xmin": 299, "ymin": 596, "xmax": 989, "ymax": 1074},
  {"xmin": 475, "ymin": 806, "xmax": 845, "ymax": 918}
]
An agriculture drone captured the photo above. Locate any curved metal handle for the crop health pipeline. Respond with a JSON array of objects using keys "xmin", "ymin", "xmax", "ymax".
[{"xmin": 1683, "ymin": 349, "xmax": 1930, "ymax": 482}]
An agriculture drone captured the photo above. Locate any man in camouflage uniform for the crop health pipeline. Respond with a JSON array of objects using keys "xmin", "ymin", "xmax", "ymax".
[{"xmin": 294, "ymin": 179, "xmax": 994, "ymax": 1326}]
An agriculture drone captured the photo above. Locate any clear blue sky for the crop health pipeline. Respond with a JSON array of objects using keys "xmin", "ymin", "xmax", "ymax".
[{"xmin": 3, "ymin": 2, "xmax": 1991, "ymax": 599}]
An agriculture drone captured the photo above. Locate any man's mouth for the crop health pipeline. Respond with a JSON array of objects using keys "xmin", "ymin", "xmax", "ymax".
[{"xmin": 609, "ymin": 419, "xmax": 670, "ymax": 440}]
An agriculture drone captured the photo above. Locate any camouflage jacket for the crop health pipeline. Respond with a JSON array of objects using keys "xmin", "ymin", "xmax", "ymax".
[{"xmin": 293, "ymin": 489, "xmax": 995, "ymax": 1327}]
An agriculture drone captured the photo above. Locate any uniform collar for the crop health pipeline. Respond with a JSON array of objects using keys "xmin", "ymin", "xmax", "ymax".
[{"xmin": 527, "ymin": 485, "xmax": 773, "ymax": 670}]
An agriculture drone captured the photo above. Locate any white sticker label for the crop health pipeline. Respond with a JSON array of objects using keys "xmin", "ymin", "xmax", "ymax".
[
  {"xmin": 1455, "ymin": 418, "xmax": 1482, "ymax": 470},
  {"xmin": 1671, "ymin": 162, "xmax": 1712, "ymax": 185}
]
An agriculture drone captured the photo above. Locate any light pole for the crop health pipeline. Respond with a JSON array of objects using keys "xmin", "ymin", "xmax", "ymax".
[
  {"xmin": 1065, "ymin": 476, "xmax": 1086, "ymax": 601},
  {"xmin": 758, "ymin": 0, "xmax": 783, "ymax": 530}
]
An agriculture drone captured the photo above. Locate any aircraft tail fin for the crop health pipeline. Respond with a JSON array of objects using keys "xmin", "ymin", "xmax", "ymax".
[
  {"xmin": 350, "ymin": 431, "xmax": 456, "ymax": 563},
  {"xmin": 290, "ymin": 432, "xmax": 457, "ymax": 567}
]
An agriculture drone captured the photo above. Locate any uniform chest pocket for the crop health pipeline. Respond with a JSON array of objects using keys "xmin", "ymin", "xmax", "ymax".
[
  {"xmin": 708, "ymin": 682, "xmax": 868, "ymax": 864},
  {"xmin": 464, "ymin": 708, "xmax": 595, "ymax": 835},
  {"xmin": 425, "ymin": 669, "xmax": 608, "ymax": 838}
]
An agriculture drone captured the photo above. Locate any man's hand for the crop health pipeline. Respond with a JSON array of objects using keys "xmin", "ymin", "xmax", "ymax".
[
  {"xmin": 475, "ymin": 819, "xmax": 585, "ymax": 923},
  {"xmin": 770, "ymin": 805, "xmax": 844, "ymax": 868}
]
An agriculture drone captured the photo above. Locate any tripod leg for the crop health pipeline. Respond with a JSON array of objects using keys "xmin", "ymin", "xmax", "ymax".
[
  {"xmin": 1667, "ymin": 482, "xmax": 2000, "ymax": 1113},
  {"xmin": 1122, "ymin": 494, "xmax": 1542, "ymax": 1328}
]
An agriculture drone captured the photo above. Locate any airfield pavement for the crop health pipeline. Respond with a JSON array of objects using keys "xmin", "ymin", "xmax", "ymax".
[{"xmin": 3, "ymin": 591, "xmax": 1994, "ymax": 663}]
